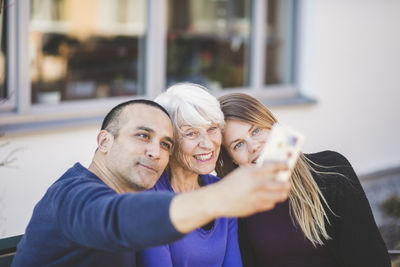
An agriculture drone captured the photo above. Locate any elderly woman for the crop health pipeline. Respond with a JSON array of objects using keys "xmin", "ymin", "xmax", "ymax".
[{"xmin": 137, "ymin": 83, "xmax": 242, "ymax": 267}]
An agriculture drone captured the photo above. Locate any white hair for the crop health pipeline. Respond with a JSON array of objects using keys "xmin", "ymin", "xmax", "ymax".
[{"xmin": 154, "ymin": 83, "xmax": 225, "ymax": 133}]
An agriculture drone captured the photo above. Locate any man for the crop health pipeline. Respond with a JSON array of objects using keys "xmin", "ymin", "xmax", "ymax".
[{"xmin": 12, "ymin": 100, "xmax": 290, "ymax": 266}]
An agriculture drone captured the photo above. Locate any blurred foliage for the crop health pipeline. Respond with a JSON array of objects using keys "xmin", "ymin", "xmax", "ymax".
[{"xmin": 382, "ymin": 195, "xmax": 400, "ymax": 218}]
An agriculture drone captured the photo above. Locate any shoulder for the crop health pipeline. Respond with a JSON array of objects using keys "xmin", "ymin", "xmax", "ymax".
[
  {"xmin": 200, "ymin": 173, "xmax": 221, "ymax": 185},
  {"xmin": 305, "ymin": 150, "xmax": 351, "ymax": 167},
  {"xmin": 305, "ymin": 150, "xmax": 357, "ymax": 182},
  {"xmin": 51, "ymin": 163, "xmax": 110, "ymax": 194},
  {"xmin": 306, "ymin": 151, "xmax": 365, "ymax": 206}
]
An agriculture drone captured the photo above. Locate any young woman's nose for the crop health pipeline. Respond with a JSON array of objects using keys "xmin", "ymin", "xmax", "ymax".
[{"xmin": 248, "ymin": 139, "xmax": 262, "ymax": 154}]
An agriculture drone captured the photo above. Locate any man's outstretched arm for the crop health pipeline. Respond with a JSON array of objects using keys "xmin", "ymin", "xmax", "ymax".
[{"xmin": 170, "ymin": 164, "xmax": 290, "ymax": 233}]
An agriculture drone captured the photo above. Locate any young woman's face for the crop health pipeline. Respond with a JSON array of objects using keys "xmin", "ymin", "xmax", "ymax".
[
  {"xmin": 175, "ymin": 123, "xmax": 222, "ymax": 174},
  {"xmin": 222, "ymin": 120, "xmax": 269, "ymax": 166}
]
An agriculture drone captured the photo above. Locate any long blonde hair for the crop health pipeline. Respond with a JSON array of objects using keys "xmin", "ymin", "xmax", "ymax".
[{"xmin": 216, "ymin": 93, "xmax": 331, "ymax": 246}]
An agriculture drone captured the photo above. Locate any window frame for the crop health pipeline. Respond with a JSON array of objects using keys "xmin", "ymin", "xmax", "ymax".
[
  {"xmin": 0, "ymin": 0, "xmax": 16, "ymax": 113},
  {"xmin": 0, "ymin": 0, "xmax": 310, "ymax": 132}
]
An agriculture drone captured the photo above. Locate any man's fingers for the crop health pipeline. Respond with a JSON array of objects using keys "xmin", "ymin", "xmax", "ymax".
[
  {"xmin": 251, "ymin": 163, "xmax": 289, "ymax": 176},
  {"xmin": 257, "ymin": 180, "xmax": 291, "ymax": 191}
]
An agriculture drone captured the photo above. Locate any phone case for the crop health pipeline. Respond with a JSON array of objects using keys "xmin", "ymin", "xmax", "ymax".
[{"xmin": 256, "ymin": 123, "xmax": 305, "ymax": 181}]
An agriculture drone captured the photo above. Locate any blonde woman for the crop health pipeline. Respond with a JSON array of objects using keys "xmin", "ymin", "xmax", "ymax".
[{"xmin": 216, "ymin": 93, "xmax": 390, "ymax": 267}]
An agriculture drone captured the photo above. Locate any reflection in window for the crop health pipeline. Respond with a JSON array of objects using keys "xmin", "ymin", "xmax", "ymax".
[
  {"xmin": 167, "ymin": 0, "xmax": 252, "ymax": 90},
  {"xmin": 265, "ymin": 0, "xmax": 296, "ymax": 85},
  {"xmin": 0, "ymin": 0, "xmax": 6, "ymax": 100},
  {"xmin": 29, "ymin": 0, "xmax": 146, "ymax": 104}
]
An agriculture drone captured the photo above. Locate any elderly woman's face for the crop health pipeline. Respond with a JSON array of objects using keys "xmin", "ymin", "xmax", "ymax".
[{"xmin": 175, "ymin": 123, "xmax": 222, "ymax": 174}]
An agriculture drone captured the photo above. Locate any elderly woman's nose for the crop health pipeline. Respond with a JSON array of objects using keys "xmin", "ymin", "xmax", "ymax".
[{"xmin": 199, "ymin": 134, "xmax": 213, "ymax": 148}]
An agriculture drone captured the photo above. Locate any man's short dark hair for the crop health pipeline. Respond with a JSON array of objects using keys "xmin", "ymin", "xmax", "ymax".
[{"xmin": 101, "ymin": 99, "xmax": 170, "ymax": 137}]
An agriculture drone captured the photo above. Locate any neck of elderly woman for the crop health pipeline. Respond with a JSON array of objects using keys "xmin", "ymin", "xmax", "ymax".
[{"xmin": 168, "ymin": 158, "xmax": 201, "ymax": 193}]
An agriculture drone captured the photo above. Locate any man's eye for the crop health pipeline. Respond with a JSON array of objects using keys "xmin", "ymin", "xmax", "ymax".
[
  {"xmin": 161, "ymin": 142, "xmax": 171, "ymax": 151},
  {"xmin": 233, "ymin": 142, "xmax": 243, "ymax": 150},
  {"xmin": 137, "ymin": 133, "xmax": 149, "ymax": 139}
]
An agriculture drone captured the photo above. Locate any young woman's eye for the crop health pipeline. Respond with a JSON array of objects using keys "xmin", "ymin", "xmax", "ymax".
[
  {"xmin": 252, "ymin": 128, "xmax": 261, "ymax": 136},
  {"xmin": 233, "ymin": 142, "xmax": 243, "ymax": 150}
]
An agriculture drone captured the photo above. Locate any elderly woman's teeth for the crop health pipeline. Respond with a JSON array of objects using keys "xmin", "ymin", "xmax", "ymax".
[{"xmin": 194, "ymin": 152, "xmax": 213, "ymax": 161}]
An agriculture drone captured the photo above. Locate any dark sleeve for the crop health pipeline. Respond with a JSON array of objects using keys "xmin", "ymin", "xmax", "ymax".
[
  {"xmin": 238, "ymin": 219, "xmax": 256, "ymax": 267},
  {"xmin": 54, "ymin": 180, "xmax": 184, "ymax": 251},
  {"xmin": 315, "ymin": 151, "xmax": 391, "ymax": 267}
]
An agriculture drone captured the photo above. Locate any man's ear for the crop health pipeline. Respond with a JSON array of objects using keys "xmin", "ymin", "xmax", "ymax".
[{"xmin": 97, "ymin": 130, "xmax": 114, "ymax": 153}]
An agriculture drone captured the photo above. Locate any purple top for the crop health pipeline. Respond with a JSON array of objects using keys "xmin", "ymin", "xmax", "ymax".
[
  {"xmin": 137, "ymin": 171, "xmax": 242, "ymax": 267},
  {"xmin": 240, "ymin": 199, "xmax": 335, "ymax": 267}
]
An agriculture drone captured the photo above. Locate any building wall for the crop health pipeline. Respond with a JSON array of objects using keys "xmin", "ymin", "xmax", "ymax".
[
  {"xmin": 1, "ymin": 0, "xmax": 400, "ymax": 238},
  {"xmin": 273, "ymin": 0, "xmax": 400, "ymax": 175}
]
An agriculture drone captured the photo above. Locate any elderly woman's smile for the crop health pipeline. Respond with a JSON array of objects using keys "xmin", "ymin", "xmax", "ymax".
[{"xmin": 194, "ymin": 151, "xmax": 214, "ymax": 161}]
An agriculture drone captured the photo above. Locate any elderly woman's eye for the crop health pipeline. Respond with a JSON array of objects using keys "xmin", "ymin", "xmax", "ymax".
[
  {"xmin": 185, "ymin": 130, "xmax": 198, "ymax": 138},
  {"xmin": 208, "ymin": 126, "xmax": 218, "ymax": 133}
]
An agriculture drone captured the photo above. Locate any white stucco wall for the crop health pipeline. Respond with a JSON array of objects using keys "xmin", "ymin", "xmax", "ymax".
[
  {"xmin": 1, "ymin": 0, "xmax": 400, "ymax": 238},
  {"xmin": 0, "ymin": 126, "xmax": 98, "ymax": 238},
  {"xmin": 273, "ymin": 0, "xmax": 400, "ymax": 175}
]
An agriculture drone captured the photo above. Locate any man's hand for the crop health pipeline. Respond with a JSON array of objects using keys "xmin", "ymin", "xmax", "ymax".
[
  {"xmin": 210, "ymin": 164, "xmax": 291, "ymax": 217},
  {"xmin": 169, "ymin": 163, "xmax": 290, "ymax": 233}
]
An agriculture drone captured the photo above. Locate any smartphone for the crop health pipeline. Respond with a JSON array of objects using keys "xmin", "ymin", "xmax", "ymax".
[{"xmin": 256, "ymin": 123, "xmax": 305, "ymax": 182}]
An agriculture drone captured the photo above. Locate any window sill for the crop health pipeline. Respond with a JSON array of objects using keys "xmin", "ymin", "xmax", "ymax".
[{"xmin": 0, "ymin": 90, "xmax": 316, "ymax": 135}]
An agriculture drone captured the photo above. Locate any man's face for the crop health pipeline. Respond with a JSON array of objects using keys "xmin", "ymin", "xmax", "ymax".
[{"xmin": 105, "ymin": 104, "xmax": 173, "ymax": 191}]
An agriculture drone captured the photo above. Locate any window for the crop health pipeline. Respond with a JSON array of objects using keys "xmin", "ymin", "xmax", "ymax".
[
  {"xmin": 1, "ymin": 0, "xmax": 300, "ymax": 126},
  {"xmin": 265, "ymin": 0, "xmax": 297, "ymax": 85},
  {"xmin": 167, "ymin": 0, "xmax": 252, "ymax": 89},
  {"xmin": 29, "ymin": 0, "xmax": 146, "ymax": 104},
  {"xmin": 0, "ymin": 0, "xmax": 6, "ymax": 100}
]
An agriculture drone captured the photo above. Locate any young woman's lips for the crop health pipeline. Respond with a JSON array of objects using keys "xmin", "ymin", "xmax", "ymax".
[{"xmin": 251, "ymin": 155, "xmax": 260, "ymax": 164}]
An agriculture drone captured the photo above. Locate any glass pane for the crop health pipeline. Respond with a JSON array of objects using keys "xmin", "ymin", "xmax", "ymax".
[
  {"xmin": 30, "ymin": 0, "xmax": 146, "ymax": 104},
  {"xmin": 0, "ymin": 0, "xmax": 6, "ymax": 100},
  {"xmin": 265, "ymin": 0, "xmax": 296, "ymax": 85},
  {"xmin": 167, "ymin": 0, "xmax": 252, "ymax": 90}
]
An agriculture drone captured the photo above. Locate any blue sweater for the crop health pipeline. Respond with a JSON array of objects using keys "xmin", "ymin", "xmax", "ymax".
[
  {"xmin": 12, "ymin": 163, "xmax": 184, "ymax": 267},
  {"xmin": 137, "ymin": 171, "xmax": 242, "ymax": 267}
]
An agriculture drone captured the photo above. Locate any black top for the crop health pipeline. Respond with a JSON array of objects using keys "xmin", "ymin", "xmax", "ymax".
[{"xmin": 239, "ymin": 151, "xmax": 391, "ymax": 267}]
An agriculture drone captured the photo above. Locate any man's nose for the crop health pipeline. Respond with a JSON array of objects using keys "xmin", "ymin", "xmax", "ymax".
[{"xmin": 146, "ymin": 141, "xmax": 160, "ymax": 159}]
